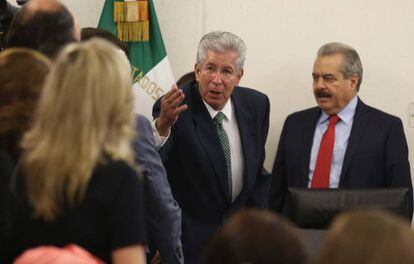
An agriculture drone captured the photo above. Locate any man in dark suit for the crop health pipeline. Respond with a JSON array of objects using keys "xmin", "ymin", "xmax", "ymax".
[
  {"xmin": 270, "ymin": 42, "xmax": 413, "ymax": 218},
  {"xmin": 153, "ymin": 31, "xmax": 271, "ymax": 263},
  {"xmin": 133, "ymin": 115, "xmax": 183, "ymax": 264}
]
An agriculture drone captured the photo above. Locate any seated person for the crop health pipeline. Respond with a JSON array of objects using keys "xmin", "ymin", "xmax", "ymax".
[
  {"xmin": 202, "ymin": 209, "xmax": 309, "ymax": 264},
  {"xmin": 5, "ymin": 0, "xmax": 79, "ymax": 58},
  {"xmin": 315, "ymin": 210, "xmax": 414, "ymax": 264}
]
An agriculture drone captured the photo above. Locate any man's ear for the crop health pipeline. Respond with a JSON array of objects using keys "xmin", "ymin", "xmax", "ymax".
[
  {"xmin": 235, "ymin": 68, "xmax": 244, "ymax": 85},
  {"xmin": 350, "ymin": 74, "xmax": 359, "ymax": 91},
  {"xmin": 194, "ymin": 63, "xmax": 201, "ymax": 81}
]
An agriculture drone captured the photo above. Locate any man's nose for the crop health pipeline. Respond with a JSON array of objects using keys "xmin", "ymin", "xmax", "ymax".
[
  {"xmin": 212, "ymin": 70, "xmax": 223, "ymax": 84},
  {"xmin": 314, "ymin": 77, "xmax": 325, "ymax": 89}
]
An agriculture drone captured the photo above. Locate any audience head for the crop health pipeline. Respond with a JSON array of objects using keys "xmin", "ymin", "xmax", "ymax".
[
  {"xmin": 202, "ymin": 209, "xmax": 309, "ymax": 264},
  {"xmin": 80, "ymin": 27, "xmax": 130, "ymax": 59},
  {"xmin": 0, "ymin": 47, "xmax": 50, "ymax": 159},
  {"xmin": 21, "ymin": 38, "xmax": 135, "ymax": 221},
  {"xmin": 312, "ymin": 42, "xmax": 362, "ymax": 115},
  {"xmin": 176, "ymin": 71, "xmax": 195, "ymax": 87},
  {"xmin": 315, "ymin": 210, "xmax": 414, "ymax": 264},
  {"xmin": 194, "ymin": 31, "xmax": 245, "ymax": 110},
  {"xmin": 6, "ymin": 0, "xmax": 79, "ymax": 58}
]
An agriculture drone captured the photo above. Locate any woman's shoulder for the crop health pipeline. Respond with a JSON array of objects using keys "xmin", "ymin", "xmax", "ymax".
[
  {"xmin": 89, "ymin": 159, "xmax": 141, "ymax": 195},
  {"xmin": 94, "ymin": 159, "xmax": 137, "ymax": 176}
]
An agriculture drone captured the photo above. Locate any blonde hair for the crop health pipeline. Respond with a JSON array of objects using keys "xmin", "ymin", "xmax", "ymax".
[{"xmin": 21, "ymin": 39, "xmax": 135, "ymax": 221}]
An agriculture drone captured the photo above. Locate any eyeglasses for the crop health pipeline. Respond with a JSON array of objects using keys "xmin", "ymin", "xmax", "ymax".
[{"xmin": 202, "ymin": 65, "xmax": 237, "ymax": 80}]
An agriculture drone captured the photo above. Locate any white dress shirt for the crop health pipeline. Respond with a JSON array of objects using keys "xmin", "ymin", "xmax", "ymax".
[{"xmin": 203, "ymin": 100, "xmax": 244, "ymax": 201}]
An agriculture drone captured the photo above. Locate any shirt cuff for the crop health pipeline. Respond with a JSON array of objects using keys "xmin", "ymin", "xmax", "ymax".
[{"xmin": 152, "ymin": 118, "xmax": 170, "ymax": 150}]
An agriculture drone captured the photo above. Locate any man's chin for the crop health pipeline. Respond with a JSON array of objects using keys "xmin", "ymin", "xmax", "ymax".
[
  {"xmin": 206, "ymin": 99, "xmax": 225, "ymax": 111},
  {"xmin": 316, "ymin": 101, "xmax": 333, "ymax": 111}
]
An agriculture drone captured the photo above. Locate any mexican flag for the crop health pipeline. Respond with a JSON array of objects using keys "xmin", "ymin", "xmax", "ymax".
[{"xmin": 98, "ymin": 0, "xmax": 175, "ymax": 119}]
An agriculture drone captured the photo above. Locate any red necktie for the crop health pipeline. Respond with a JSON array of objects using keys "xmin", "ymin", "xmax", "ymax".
[{"xmin": 311, "ymin": 114, "xmax": 340, "ymax": 188}]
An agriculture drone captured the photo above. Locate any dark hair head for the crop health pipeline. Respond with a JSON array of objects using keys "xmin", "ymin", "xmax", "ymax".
[
  {"xmin": 5, "ymin": 0, "xmax": 77, "ymax": 58},
  {"xmin": 202, "ymin": 209, "xmax": 309, "ymax": 264},
  {"xmin": 176, "ymin": 71, "xmax": 195, "ymax": 87},
  {"xmin": 81, "ymin": 27, "xmax": 130, "ymax": 59},
  {"xmin": 0, "ymin": 47, "xmax": 50, "ymax": 158}
]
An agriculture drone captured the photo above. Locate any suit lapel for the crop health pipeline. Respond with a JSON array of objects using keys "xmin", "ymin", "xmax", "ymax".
[
  {"xmin": 301, "ymin": 108, "xmax": 321, "ymax": 186},
  {"xmin": 191, "ymin": 84, "xmax": 228, "ymax": 197},
  {"xmin": 339, "ymin": 99, "xmax": 370, "ymax": 186},
  {"xmin": 231, "ymin": 90, "xmax": 255, "ymax": 199}
]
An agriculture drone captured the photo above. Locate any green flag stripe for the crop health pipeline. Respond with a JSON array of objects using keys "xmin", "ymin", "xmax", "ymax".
[{"xmin": 98, "ymin": 0, "xmax": 167, "ymax": 75}]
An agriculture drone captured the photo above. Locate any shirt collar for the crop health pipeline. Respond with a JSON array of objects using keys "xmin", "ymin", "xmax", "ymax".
[
  {"xmin": 203, "ymin": 99, "xmax": 233, "ymax": 121},
  {"xmin": 318, "ymin": 95, "xmax": 358, "ymax": 125}
]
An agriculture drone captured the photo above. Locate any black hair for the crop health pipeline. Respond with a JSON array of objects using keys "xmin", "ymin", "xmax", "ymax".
[
  {"xmin": 81, "ymin": 27, "xmax": 130, "ymax": 59},
  {"xmin": 6, "ymin": 2, "xmax": 76, "ymax": 58}
]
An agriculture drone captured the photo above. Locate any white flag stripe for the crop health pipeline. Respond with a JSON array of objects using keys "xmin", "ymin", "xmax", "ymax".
[{"xmin": 133, "ymin": 56, "xmax": 175, "ymax": 119}]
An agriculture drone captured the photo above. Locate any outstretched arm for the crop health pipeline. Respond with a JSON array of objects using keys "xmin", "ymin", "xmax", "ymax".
[{"xmin": 134, "ymin": 115, "xmax": 183, "ymax": 264}]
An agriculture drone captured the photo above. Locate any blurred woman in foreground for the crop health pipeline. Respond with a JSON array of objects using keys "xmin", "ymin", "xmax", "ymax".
[{"xmin": 9, "ymin": 39, "xmax": 146, "ymax": 264}]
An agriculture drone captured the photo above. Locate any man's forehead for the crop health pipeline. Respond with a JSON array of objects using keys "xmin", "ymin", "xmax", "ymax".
[
  {"xmin": 203, "ymin": 50, "xmax": 238, "ymax": 67},
  {"xmin": 313, "ymin": 55, "xmax": 343, "ymax": 73}
]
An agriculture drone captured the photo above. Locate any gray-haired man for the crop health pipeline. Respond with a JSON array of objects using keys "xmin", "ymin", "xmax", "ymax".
[
  {"xmin": 153, "ymin": 31, "xmax": 271, "ymax": 263},
  {"xmin": 270, "ymin": 42, "xmax": 412, "ymax": 219}
]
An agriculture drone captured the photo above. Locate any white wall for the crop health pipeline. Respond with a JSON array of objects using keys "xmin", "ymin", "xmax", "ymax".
[{"xmin": 61, "ymin": 0, "xmax": 414, "ymax": 173}]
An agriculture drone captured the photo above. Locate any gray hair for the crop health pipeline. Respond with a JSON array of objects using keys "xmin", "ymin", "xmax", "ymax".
[
  {"xmin": 196, "ymin": 31, "xmax": 246, "ymax": 71},
  {"xmin": 317, "ymin": 42, "xmax": 363, "ymax": 91}
]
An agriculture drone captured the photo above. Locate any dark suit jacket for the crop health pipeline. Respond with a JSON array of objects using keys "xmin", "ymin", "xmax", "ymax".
[
  {"xmin": 270, "ymin": 98, "xmax": 413, "ymax": 218},
  {"xmin": 133, "ymin": 115, "xmax": 183, "ymax": 264},
  {"xmin": 153, "ymin": 80, "xmax": 271, "ymax": 263},
  {"xmin": 0, "ymin": 148, "xmax": 14, "ymax": 262}
]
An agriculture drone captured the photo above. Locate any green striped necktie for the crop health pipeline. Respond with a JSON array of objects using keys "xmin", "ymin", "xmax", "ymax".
[{"xmin": 214, "ymin": 111, "xmax": 232, "ymax": 202}]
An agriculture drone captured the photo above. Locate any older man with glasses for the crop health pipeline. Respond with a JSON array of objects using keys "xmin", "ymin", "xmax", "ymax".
[{"xmin": 153, "ymin": 31, "xmax": 271, "ymax": 264}]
